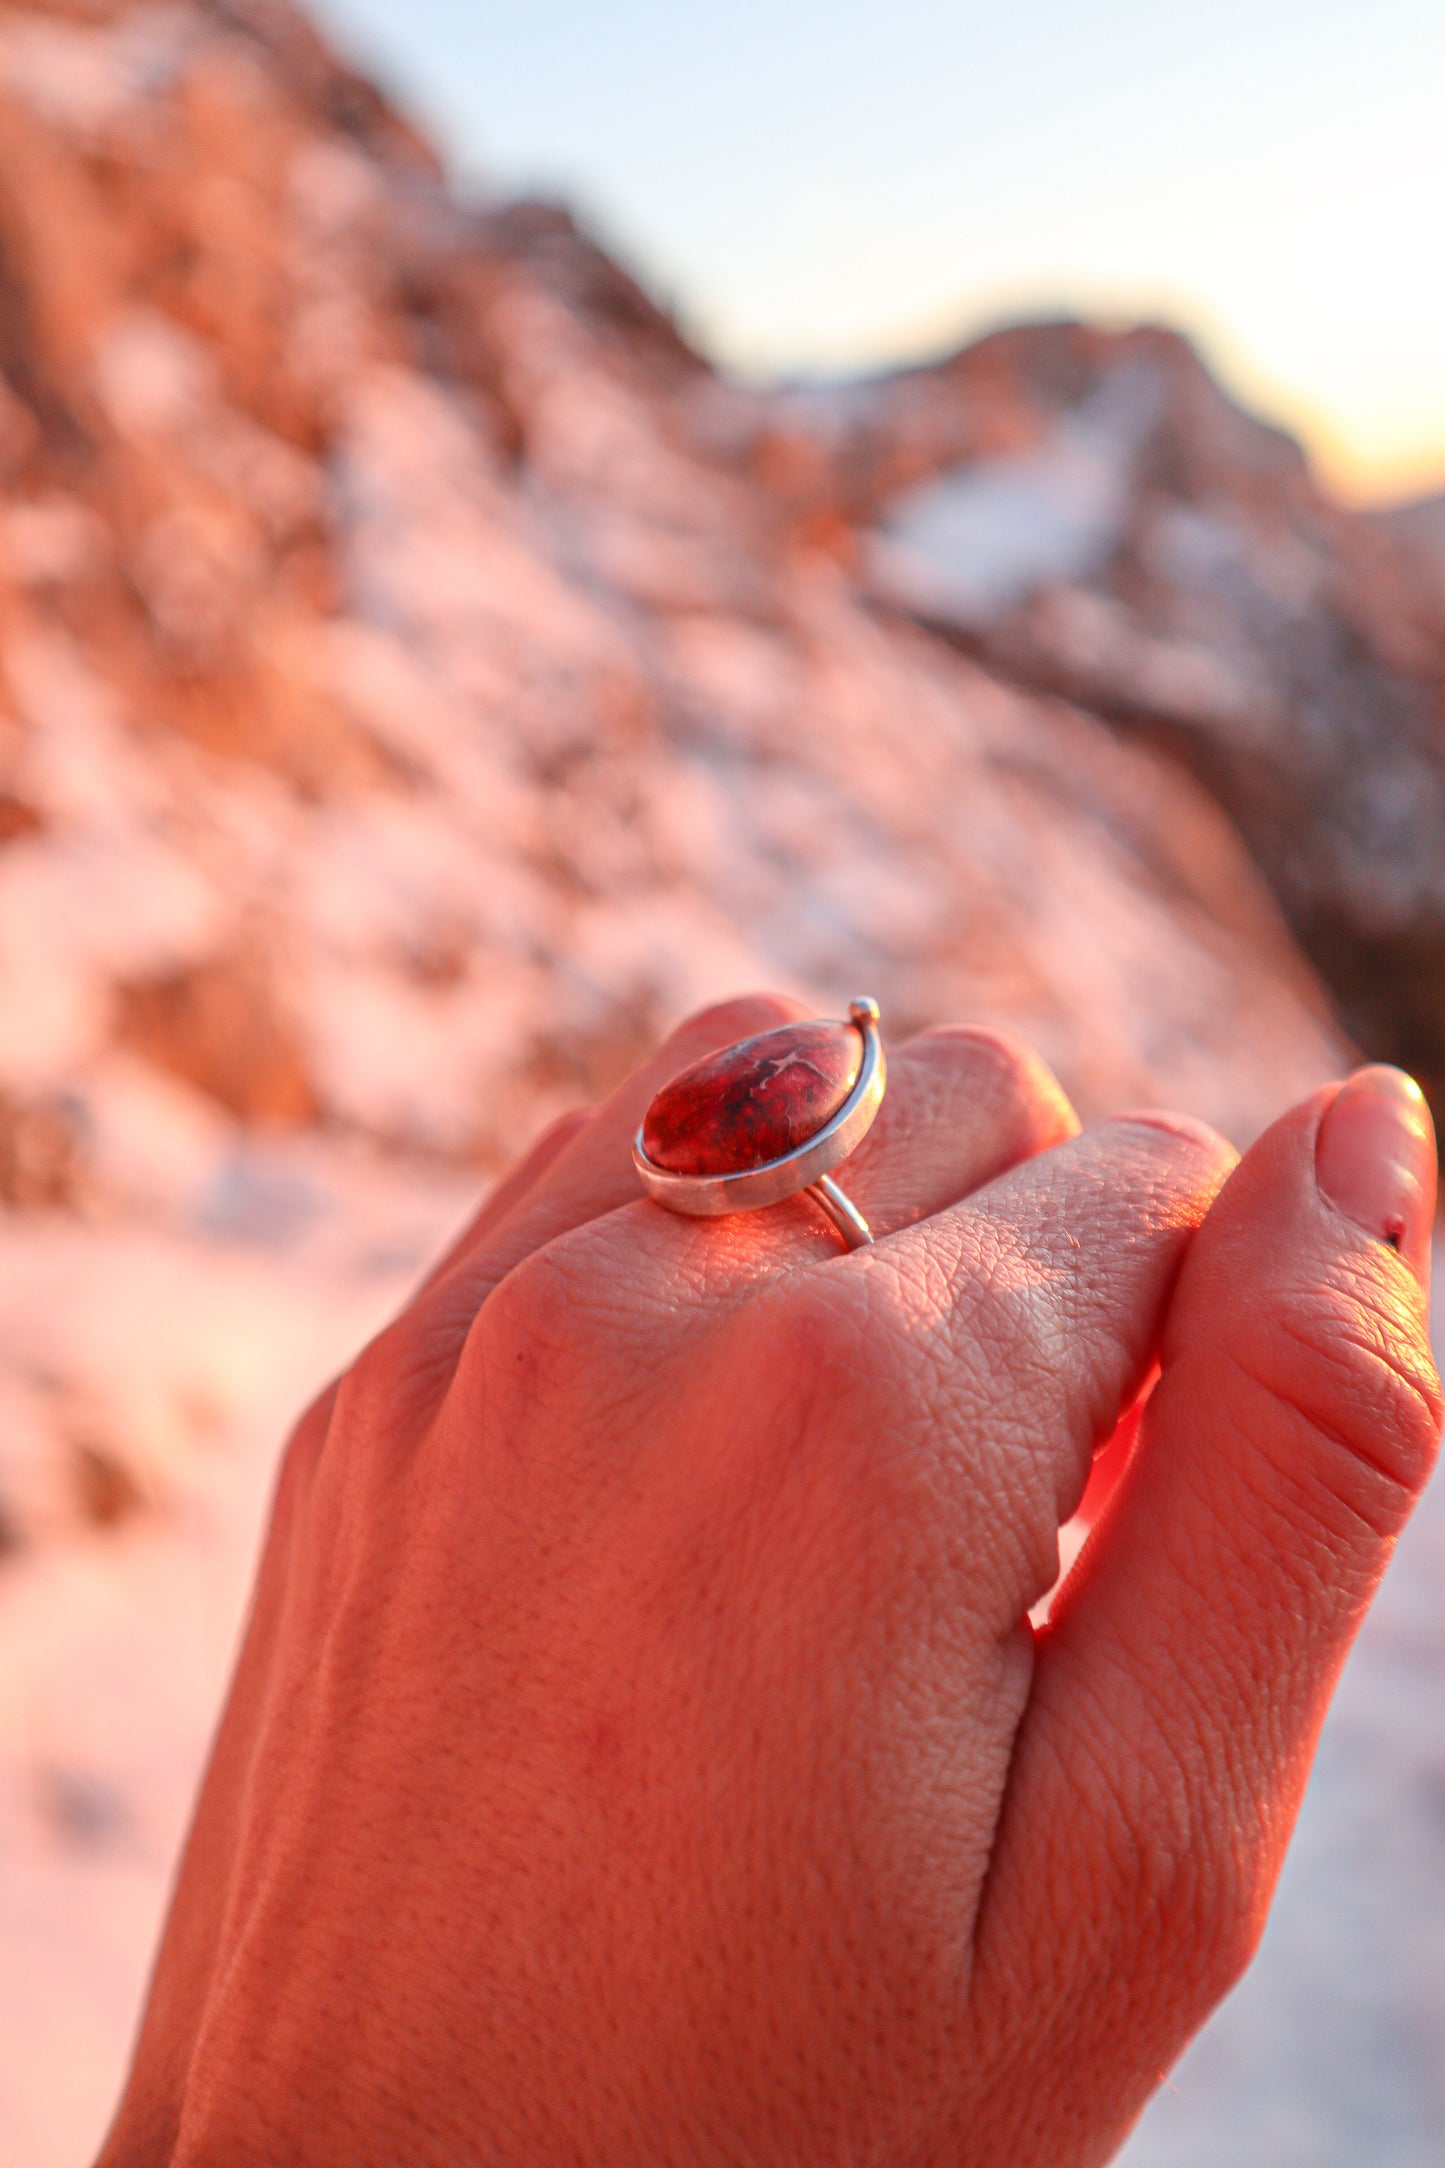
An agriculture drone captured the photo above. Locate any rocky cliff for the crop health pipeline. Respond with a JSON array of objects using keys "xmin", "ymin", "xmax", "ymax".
[
  {"xmin": 0, "ymin": 1, "xmax": 1439, "ymax": 2161},
  {"xmin": 746, "ymin": 323, "xmax": 1445, "ymax": 1101}
]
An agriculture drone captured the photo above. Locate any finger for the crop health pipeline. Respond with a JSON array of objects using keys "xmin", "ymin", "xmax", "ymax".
[
  {"xmin": 608, "ymin": 1021, "xmax": 1083, "ymax": 1289},
  {"xmin": 859, "ymin": 1113, "xmax": 1239, "ymax": 1629},
  {"xmin": 978, "ymin": 1069, "xmax": 1441, "ymax": 2150},
  {"xmin": 840, "ymin": 1025, "xmax": 1079, "ymax": 1236},
  {"xmin": 415, "ymin": 1106, "xmax": 597, "ymax": 1298},
  {"xmin": 418, "ymin": 991, "xmax": 811, "ymax": 1333},
  {"xmin": 428, "ymin": 1015, "xmax": 1083, "ymax": 1437},
  {"xmin": 432, "ymin": 1010, "xmax": 1077, "ymax": 1322},
  {"xmin": 457, "ymin": 1017, "xmax": 1079, "ymax": 1321}
]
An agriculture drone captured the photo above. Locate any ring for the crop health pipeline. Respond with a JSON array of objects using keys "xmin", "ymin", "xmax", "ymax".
[{"xmin": 632, "ymin": 998, "xmax": 886, "ymax": 1250}]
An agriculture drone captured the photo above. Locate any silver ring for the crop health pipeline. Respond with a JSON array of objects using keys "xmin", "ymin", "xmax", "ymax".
[{"xmin": 632, "ymin": 998, "xmax": 886, "ymax": 1250}]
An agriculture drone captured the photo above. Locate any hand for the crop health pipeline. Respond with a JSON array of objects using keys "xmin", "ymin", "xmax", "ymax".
[{"xmin": 98, "ymin": 997, "xmax": 1441, "ymax": 2167}]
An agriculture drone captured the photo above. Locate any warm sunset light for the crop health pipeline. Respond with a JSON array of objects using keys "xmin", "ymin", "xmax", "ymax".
[
  {"xmin": 319, "ymin": 0, "xmax": 1445, "ymax": 505},
  {"xmin": 2, "ymin": 2, "xmax": 1443, "ymax": 2163}
]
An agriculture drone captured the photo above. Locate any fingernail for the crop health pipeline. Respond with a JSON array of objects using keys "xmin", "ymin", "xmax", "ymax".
[{"xmin": 1316, "ymin": 1067, "xmax": 1437, "ymax": 1282}]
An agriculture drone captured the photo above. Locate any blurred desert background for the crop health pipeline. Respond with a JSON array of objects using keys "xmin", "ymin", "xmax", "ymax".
[{"xmin": 0, "ymin": 0, "xmax": 1442, "ymax": 2160}]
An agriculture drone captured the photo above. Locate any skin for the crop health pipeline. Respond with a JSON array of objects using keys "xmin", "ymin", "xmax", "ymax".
[{"xmin": 97, "ymin": 995, "xmax": 1442, "ymax": 2168}]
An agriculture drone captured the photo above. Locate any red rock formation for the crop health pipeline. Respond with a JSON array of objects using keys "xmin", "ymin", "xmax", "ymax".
[
  {"xmin": 743, "ymin": 323, "xmax": 1445, "ymax": 1108},
  {"xmin": 0, "ymin": 0, "xmax": 1351, "ymax": 1199}
]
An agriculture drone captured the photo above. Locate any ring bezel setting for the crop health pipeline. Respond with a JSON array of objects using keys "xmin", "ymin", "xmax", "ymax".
[{"xmin": 632, "ymin": 997, "xmax": 885, "ymax": 1246}]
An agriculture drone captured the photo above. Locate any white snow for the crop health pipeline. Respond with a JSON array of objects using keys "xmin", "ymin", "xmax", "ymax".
[{"xmin": 867, "ymin": 361, "xmax": 1165, "ymax": 624}]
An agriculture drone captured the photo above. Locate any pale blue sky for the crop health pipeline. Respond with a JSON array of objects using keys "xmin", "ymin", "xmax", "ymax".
[{"xmin": 317, "ymin": 0, "xmax": 1445, "ymax": 502}]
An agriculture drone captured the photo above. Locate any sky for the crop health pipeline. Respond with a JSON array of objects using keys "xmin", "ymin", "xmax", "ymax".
[{"xmin": 316, "ymin": 0, "xmax": 1445, "ymax": 506}]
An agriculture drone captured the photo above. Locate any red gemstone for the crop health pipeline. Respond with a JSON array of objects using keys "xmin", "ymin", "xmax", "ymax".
[{"xmin": 642, "ymin": 1020, "xmax": 861, "ymax": 1177}]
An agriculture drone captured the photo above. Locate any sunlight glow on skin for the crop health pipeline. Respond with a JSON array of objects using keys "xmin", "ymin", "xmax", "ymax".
[{"xmin": 316, "ymin": 0, "xmax": 1445, "ymax": 506}]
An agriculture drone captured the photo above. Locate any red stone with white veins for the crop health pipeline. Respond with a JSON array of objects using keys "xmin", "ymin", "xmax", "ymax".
[{"xmin": 642, "ymin": 1020, "xmax": 862, "ymax": 1177}]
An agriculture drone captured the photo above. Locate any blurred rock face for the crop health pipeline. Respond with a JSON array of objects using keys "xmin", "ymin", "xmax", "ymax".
[
  {"xmin": 0, "ymin": 0, "xmax": 1350, "ymax": 1205},
  {"xmin": 749, "ymin": 324, "xmax": 1445, "ymax": 1106}
]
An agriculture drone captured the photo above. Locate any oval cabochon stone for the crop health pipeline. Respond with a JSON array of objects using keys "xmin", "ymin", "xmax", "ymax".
[{"xmin": 642, "ymin": 1019, "xmax": 862, "ymax": 1177}]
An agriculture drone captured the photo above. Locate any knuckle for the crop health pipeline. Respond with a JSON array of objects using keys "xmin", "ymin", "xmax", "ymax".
[
  {"xmin": 956, "ymin": 1220, "xmax": 1072, "ymax": 1398},
  {"xmin": 1142, "ymin": 1771, "xmax": 1269, "ymax": 2001},
  {"xmin": 282, "ymin": 1320, "xmax": 443, "ymax": 1510},
  {"xmin": 1135, "ymin": 1832, "xmax": 1267, "ymax": 2013},
  {"xmin": 457, "ymin": 1236, "xmax": 636, "ymax": 1430},
  {"xmin": 1177, "ymin": 1834, "xmax": 1272, "ymax": 2010},
  {"xmin": 272, "ymin": 1377, "xmax": 339, "ymax": 1516},
  {"xmin": 1087, "ymin": 1718, "xmax": 1272, "ymax": 2018},
  {"xmin": 738, "ymin": 1278, "xmax": 952, "ymax": 1558},
  {"xmin": 742, "ymin": 1274, "xmax": 924, "ymax": 1489},
  {"xmin": 1235, "ymin": 1272, "xmax": 1443, "ymax": 1529},
  {"xmin": 912, "ymin": 1024, "xmax": 1078, "ymax": 1151},
  {"xmin": 471, "ymin": 1242, "xmax": 583, "ymax": 1372},
  {"xmin": 330, "ymin": 1314, "xmax": 433, "ymax": 1436},
  {"xmin": 746, "ymin": 1271, "xmax": 868, "ymax": 1411},
  {"xmin": 1202, "ymin": 1872, "xmax": 1272, "ymax": 2002},
  {"xmin": 865, "ymin": 1219, "xmax": 1073, "ymax": 1480}
]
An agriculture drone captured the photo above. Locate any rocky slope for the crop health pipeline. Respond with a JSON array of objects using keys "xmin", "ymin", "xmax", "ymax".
[
  {"xmin": 0, "ymin": 0, "xmax": 1437, "ymax": 2159},
  {"xmin": 738, "ymin": 324, "xmax": 1445, "ymax": 1103}
]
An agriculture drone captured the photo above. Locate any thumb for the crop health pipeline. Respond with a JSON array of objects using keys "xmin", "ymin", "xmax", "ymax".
[{"xmin": 971, "ymin": 1068, "xmax": 1441, "ymax": 2154}]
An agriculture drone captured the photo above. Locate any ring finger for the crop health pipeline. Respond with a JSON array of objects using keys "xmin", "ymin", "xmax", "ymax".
[{"xmin": 426, "ymin": 1004, "xmax": 1080, "ymax": 1358}]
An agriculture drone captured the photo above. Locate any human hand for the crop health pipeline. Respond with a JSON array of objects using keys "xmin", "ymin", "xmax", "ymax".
[{"xmin": 99, "ymin": 998, "xmax": 1440, "ymax": 2167}]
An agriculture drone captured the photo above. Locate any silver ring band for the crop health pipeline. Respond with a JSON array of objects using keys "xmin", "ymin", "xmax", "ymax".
[{"xmin": 806, "ymin": 1171, "xmax": 874, "ymax": 1249}]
